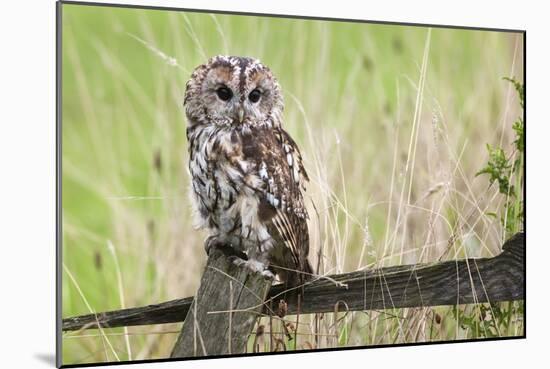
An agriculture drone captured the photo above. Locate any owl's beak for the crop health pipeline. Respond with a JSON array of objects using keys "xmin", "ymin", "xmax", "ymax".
[{"xmin": 237, "ymin": 106, "xmax": 245, "ymax": 124}]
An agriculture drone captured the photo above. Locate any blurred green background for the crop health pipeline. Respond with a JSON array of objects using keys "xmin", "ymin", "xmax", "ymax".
[{"xmin": 61, "ymin": 3, "xmax": 524, "ymax": 365}]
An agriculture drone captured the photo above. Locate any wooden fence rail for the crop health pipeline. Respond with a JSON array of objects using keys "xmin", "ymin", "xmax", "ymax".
[{"xmin": 63, "ymin": 232, "xmax": 524, "ymax": 333}]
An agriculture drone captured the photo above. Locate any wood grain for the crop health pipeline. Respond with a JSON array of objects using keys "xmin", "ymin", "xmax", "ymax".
[{"xmin": 169, "ymin": 247, "xmax": 272, "ymax": 357}]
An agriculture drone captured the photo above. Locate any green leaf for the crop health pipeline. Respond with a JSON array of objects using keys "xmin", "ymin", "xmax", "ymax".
[{"xmin": 503, "ymin": 77, "xmax": 524, "ymax": 109}]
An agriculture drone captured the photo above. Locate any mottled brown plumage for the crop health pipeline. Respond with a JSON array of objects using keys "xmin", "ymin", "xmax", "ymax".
[{"xmin": 184, "ymin": 55, "xmax": 312, "ymax": 285}]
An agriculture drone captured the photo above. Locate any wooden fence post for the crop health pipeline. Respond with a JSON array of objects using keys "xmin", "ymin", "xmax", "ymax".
[{"xmin": 170, "ymin": 247, "xmax": 272, "ymax": 358}]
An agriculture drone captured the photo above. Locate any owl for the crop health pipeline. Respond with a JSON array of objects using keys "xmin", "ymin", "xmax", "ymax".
[{"xmin": 184, "ymin": 55, "xmax": 312, "ymax": 286}]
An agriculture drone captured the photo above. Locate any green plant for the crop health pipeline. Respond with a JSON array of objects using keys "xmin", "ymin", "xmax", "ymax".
[
  {"xmin": 453, "ymin": 301, "xmax": 523, "ymax": 339},
  {"xmin": 457, "ymin": 76, "xmax": 525, "ymax": 338},
  {"xmin": 476, "ymin": 77, "xmax": 524, "ymax": 237}
]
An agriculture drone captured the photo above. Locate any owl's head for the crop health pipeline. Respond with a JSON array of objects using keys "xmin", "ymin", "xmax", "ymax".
[{"xmin": 184, "ymin": 55, "xmax": 284, "ymax": 128}]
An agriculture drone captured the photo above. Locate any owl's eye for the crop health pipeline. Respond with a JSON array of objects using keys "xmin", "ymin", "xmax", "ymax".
[
  {"xmin": 216, "ymin": 87, "xmax": 233, "ymax": 101},
  {"xmin": 248, "ymin": 89, "xmax": 261, "ymax": 103}
]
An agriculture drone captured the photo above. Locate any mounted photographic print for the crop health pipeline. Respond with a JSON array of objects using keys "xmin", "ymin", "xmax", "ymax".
[{"xmin": 57, "ymin": 1, "xmax": 525, "ymax": 367}]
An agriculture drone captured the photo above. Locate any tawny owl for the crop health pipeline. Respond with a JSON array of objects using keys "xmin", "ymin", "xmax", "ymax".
[{"xmin": 184, "ymin": 55, "xmax": 312, "ymax": 286}]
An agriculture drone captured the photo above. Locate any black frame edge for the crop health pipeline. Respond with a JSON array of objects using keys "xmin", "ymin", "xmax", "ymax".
[
  {"xmin": 56, "ymin": 1, "xmax": 63, "ymax": 367},
  {"xmin": 58, "ymin": 0, "xmax": 525, "ymax": 33}
]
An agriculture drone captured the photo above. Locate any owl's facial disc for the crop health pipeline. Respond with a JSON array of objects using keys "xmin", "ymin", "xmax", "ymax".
[
  {"xmin": 207, "ymin": 73, "xmax": 270, "ymax": 125},
  {"xmin": 185, "ymin": 55, "xmax": 283, "ymax": 127}
]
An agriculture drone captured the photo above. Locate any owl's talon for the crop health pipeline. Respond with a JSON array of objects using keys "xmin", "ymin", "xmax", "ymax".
[
  {"xmin": 229, "ymin": 257, "xmax": 274, "ymax": 280},
  {"xmin": 204, "ymin": 235, "xmax": 224, "ymax": 256},
  {"xmin": 261, "ymin": 269, "xmax": 276, "ymax": 280},
  {"xmin": 227, "ymin": 255, "xmax": 245, "ymax": 267}
]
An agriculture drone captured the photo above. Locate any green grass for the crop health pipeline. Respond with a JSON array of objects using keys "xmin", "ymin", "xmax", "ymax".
[{"xmin": 60, "ymin": 3, "xmax": 524, "ymax": 365}]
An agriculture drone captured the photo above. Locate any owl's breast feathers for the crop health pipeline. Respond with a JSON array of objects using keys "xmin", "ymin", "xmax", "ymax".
[{"xmin": 187, "ymin": 122, "xmax": 312, "ymax": 281}]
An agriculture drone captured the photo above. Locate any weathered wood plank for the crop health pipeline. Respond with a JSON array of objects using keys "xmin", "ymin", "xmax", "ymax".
[
  {"xmin": 169, "ymin": 247, "xmax": 272, "ymax": 358},
  {"xmin": 62, "ymin": 232, "xmax": 524, "ymax": 332},
  {"xmin": 61, "ymin": 297, "xmax": 194, "ymax": 331},
  {"xmin": 285, "ymin": 232, "xmax": 524, "ymax": 314}
]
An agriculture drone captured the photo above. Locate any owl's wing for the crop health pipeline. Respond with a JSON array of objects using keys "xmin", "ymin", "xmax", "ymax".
[
  {"xmin": 277, "ymin": 129, "xmax": 310, "ymax": 192},
  {"xmin": 242, "ymin": 126, "xmax": 311, "ymax": 279}
]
